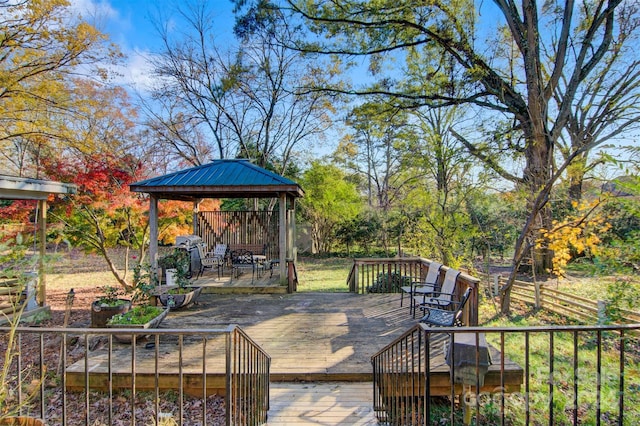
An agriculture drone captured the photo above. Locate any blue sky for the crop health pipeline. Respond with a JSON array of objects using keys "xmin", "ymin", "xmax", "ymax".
[{"xmin": 79, "ymin": 0, "xmax": 237, "ymax": 90}]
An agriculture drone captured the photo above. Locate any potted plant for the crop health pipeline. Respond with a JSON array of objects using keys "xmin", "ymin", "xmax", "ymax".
[
  {"xmin": 91, "ymin": 285, "xmax": 132, "ymax": 328},
  {"xmin": 158, "ymin": 248, "xmax": 191, "ymax": 287},
  {"xmin": 157, "ymin": 248, "xmax": 201, "ymax": 310},
  {"xmin": 106, "ymin": 262, "xmax": 169, "ymax": 343}
]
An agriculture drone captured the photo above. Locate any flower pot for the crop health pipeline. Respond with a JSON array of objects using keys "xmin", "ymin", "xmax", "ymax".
[
  {"xmin": 91, "ymin": 299, "xmax": 132, "ymax": 328},
  {"xmin": 0, "ymin": 417, "xmax": 46, "ymax": 425},
  {"xmin": 158, "ymin": 286, "xmax": 202, "ymax": 310},
  {"xmin": 165, "ymin": 268, "xmax": 177, "ymax": 287},
  {"xmin": 107, "ymin": 306, "xmax": 170, "ymax": 343}
]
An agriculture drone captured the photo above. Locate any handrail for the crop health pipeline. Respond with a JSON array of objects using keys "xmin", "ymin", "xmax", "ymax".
[
  {"xmin": 1, "ymin": 325, "xmax": 271, "ymax": 425},
  {"xmin": 348, "ymin": 257, "xmax": 426, "ymax": 294},
  {"xmin": 371, "ymin": 322, "xmax": 640, "ymax": 425},
  {"xmin": 228, "ymin": 325, "xmax": 271, "ymax": 426}
]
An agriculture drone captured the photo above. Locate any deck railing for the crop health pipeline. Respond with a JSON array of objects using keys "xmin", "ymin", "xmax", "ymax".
[
  {"xmin": 347, "ymin": 257, "xmax": 424, "ymax": 294},
  {"xmin": 349, "ymin": 257, "xmax": 481, "ymax": 325},
  {"xmin": 371, "ymin": 323, "xmax": 640, "ymax": 425},
  {"xmin": 0, "ymin": 325, "xmax": 270, "ymax": 426}
]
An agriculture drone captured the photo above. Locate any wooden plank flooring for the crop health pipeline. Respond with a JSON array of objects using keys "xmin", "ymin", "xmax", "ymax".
[
  {"xmin": 267, "ymin": 382, "xmax": 378, "ymax": 425},
  {"xmin": 193, "ymin": 267, "xmax": 288, "ymax": 293},
  {"xmin": 67, "ymin": 292, "xmax": 523, "ymax": 424},
  {"xmin": 68, "ymin": 293, "xmax": 416, "ymax": 382}
]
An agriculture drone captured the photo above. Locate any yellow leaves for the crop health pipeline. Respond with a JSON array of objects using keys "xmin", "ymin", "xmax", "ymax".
[{"xmin": 539, "ymin": 199, "xmax": 610, "ymax": 276}]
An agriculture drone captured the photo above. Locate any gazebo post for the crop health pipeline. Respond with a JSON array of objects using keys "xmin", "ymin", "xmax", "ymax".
[
  {"xmin": 149, "ymin": 195, "xmax": 159, "ymax": 269},
  {"xmin": 290, "ymin": 198, "xmax": 297, "ymax": 263},
  {"xmin": 278, "ymin": 193, "xmax": 287, "ymax": 285},
  {"xmin": 192, "ymin": 199, "xmax": 202, "ymax": 235}
]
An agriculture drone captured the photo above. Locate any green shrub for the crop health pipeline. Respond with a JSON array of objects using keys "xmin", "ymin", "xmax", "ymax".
[{"xmin": 367, "ymin": 271, "xmax": 411, "ymax": 293}]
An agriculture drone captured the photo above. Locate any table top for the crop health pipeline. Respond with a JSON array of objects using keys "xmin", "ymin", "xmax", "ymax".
[{"xmin": 445, "ymin": 332, "xmax": 492, "ymax": 367}]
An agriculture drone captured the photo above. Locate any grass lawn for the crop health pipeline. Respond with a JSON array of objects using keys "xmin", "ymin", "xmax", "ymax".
[
  {"xmin": 478, "ymin": 308, "xmax": 640, "ymax": 425},
  {"xmin": 295, "ymin": 256, "xmax": 352, "ymax": 292}
]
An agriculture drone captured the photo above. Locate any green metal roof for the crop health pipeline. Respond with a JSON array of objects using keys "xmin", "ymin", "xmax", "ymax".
[{"xmin": 129, "ymin": 159, "xmax": 304, "ymax": 200}]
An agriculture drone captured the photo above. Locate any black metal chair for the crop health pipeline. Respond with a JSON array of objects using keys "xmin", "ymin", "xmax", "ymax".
[
  {"xmin": 231, "ymin": 249, "xmax": 256, "ymax": 281},
  {"xmin": 419, "ymin": 287, "xmax": 472, "ymax": 327}
]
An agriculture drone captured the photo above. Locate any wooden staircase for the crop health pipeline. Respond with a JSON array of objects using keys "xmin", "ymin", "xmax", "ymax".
[{"xmin": 267, "ymin": 382, "xmax": 378, "ymax": 425}]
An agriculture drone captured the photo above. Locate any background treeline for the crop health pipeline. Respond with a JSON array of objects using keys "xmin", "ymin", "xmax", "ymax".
[{"xmin": 0, "ymin": 1, "xmax": 639, "ymax": 313}]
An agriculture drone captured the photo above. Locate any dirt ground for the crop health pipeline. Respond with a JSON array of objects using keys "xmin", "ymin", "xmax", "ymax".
[{"xmin": 3, "ymin": 248, "xmax": 225, "ymax": 425}]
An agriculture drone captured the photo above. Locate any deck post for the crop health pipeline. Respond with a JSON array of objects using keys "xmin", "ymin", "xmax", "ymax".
[{"xmin": 37, "ymin": 199, "xmax": 47, "ymax": 307}]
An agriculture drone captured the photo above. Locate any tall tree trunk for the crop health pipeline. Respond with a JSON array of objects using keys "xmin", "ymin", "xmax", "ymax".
[{"xmin": 501, "ymin": 128, "xmax": 554, "ymax": 313}]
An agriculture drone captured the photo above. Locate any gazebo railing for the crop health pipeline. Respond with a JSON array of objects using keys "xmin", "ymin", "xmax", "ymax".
[{"xmin": 197, "ymin": 211, "xmax": 279, "ymax": 260}]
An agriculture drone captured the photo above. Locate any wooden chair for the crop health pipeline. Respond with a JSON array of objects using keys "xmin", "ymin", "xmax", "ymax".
[
  {"xmin": 412, "ymin": 268, "xmax": 461, "ymax": 318},
  {"xmin": 400, "ymin": 261, "xmax": 442, "ymax": 316},
  {"xmin": 419, "ymin": 287, "xmax": 472, "ymax": 327}
]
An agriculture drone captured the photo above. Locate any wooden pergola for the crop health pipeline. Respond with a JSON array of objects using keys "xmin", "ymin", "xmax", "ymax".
[
  {"xmin": 0, "ymin": 175, "xmax": 77, "ymax": 311},
  {"xmin": 129, "ymin": 159, "xmax": 304, "ymax": 284}
]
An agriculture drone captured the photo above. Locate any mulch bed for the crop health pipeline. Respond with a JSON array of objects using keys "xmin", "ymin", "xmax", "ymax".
[{"xmin": 1, "ymin": 249, "xmax": 226, "ymax": 425}]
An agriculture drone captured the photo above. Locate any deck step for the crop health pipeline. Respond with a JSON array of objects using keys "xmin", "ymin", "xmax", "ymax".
[{"xmin": 267, "ymin": 382, "xmax": 378, "ymax": 425}]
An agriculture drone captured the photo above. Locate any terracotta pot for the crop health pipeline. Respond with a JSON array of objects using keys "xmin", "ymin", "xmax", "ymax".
[
  {"xmin": 0, "ymin": 417, "xmax": 47, "ymax": 425},
  {"xmin": 91, "ymin": 299, "xmax": 132, "ymax": 328}
]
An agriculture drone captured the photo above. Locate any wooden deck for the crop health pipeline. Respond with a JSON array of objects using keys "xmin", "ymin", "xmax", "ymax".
[
  {"xmin": 191, "ymin": 264, "xmax": 289, "ymax": 294},
  {"xmin": 267, "ymin": 382, "xmax": 378, "ymax": 425},
  {"xmin": 67, "ymin": 292, "xmax": 523, "ymax": 397}
]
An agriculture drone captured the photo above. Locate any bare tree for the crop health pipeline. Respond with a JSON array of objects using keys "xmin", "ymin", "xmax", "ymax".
[{"xmin": 146, "ymin": 2, "xmax": 334, "ymax": 179}]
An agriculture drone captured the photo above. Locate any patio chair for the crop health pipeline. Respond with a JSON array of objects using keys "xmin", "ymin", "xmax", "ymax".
[
  {"xmin": 412, "ymin": 268, "xmax": 461, "ymax": 318},
  {"xmin": 419, "ymin": 287, "xmax": 472, "ymax": 327},
  {"xmin": 197, "ymin": 243, "xmax": 226, "ymax": 279},
  {"xmin": 400, "ymin": 261, "xmax": 442, "ymax": 315},
  {"xmin": 231, "ymin": 249, "xmax": 257, "ymax": 281}
]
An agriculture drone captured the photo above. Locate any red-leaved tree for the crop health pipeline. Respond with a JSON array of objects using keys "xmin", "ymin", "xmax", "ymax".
[{"xmin": 44, "ymin": 154, "xmax": 148, "ymax": 291}]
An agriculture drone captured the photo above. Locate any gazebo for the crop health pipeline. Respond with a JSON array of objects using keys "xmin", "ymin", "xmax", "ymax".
[
  {"xmin": 0, "ymin": 175, "xmax": 77, "ymax": 316},
  {"xmin": 129, "ymin": 159, "xmax": 304, "ymax": 285}
]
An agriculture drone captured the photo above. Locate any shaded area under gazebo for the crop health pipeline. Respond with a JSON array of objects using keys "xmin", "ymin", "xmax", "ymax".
[{"xmin": 129, "ymin": 159, "xmax": 304, "ymax": 291}]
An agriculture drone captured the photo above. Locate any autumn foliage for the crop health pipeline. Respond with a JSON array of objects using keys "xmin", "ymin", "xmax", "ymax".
[{"xmin": 540, "ymin": 200, "xmax": 611, "ymax": 276}]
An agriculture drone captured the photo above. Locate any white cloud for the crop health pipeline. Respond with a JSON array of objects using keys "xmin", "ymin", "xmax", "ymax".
[
  {"xmin": 69, "ymin": 0, "xmax": 122, "ymax": 29},
  {"xmin": 113, "ymin": 48, "xmax": 157, "ymax": 92},
  {"xmin": 67, "ymin": 1, "xmax": 160, "ymax": 92}
]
